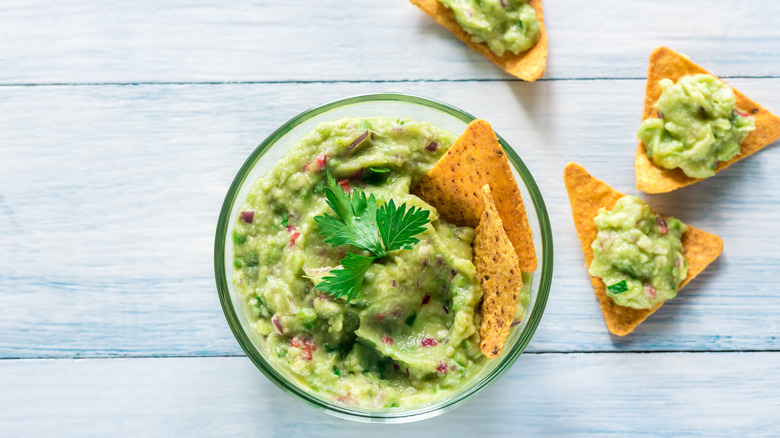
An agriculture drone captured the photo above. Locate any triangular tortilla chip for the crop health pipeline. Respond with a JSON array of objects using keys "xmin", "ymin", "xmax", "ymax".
[
  {"xmin": 413, "ymin": 119, "xmax": 537, "ymax": 272},
  {"xmin": 636, "ymin": 46, "xmax": 780, "ymax": 193},
  {"xmin": 564, "ymin": 162, "xmax": 724, "ymax": 336},
  {"xmin": 474, "ymin": 185, "xmax": 523, "ymax": 358},
  {"xmin": 409, "ymin": 0, "xmax": 547, "ymax": 81}
]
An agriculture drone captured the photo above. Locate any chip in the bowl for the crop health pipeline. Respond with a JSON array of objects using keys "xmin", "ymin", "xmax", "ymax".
[
  {"xmin": 412, "ymin": 119, "xmax": 537, "ymax": 272},
  {"xmin": 473, "ymin": 184, "xmax": 523, "ymax": 358}
]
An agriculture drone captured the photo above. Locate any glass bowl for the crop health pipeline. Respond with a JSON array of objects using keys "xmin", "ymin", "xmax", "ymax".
[{"xmin": 214, "ymin": 93, "xmax": 553, "ymax": 423}]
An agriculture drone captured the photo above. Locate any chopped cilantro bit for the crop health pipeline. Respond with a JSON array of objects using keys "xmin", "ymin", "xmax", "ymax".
[
  {"xmin": 232, "ymin": 230, "xmax": 247, "ymax": 246},
  {"xmin": 608, "ymin": 280, "xmax": 629, "ymax": 294},
  {"xmin": 405, "ymin": 313, "xmax": 417, "ymax": 327},
  {"xmin": 281, "ymin": 211, "xmax": 289, "ymax": 227},
  {"xmin": 332, "ymin": 366, "xmax": 340, "ymax": 377}
]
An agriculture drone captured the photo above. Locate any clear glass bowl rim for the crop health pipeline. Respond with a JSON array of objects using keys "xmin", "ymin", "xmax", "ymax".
[{"xmin": 214, "ymin": 92, "xmax": 553, "ymax": 423}]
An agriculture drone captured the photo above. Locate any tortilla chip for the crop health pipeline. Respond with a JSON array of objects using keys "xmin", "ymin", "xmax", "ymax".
[
  {"xmin": 636, "ymin": 46, "xmax": 780, "ymax": 193},
  {"xmin": 474, "ymin": 185, "xmax": 523, "ymax": 358},
  {"xmin": 563, "ymin": 162, "xmax": 724, "ymax": 336},
  {"xmin": 412, "ymin": 119, "xmax": 537, "ymax": 272},
  {"xmin": 409, "ymin": 0, "xmax": 547, "ymax": 81}
]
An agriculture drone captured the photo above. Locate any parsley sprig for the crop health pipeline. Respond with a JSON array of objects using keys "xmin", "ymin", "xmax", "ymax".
[{"xmin": 313, "ymin": 172, "xmax": 430, "ymax": 303}]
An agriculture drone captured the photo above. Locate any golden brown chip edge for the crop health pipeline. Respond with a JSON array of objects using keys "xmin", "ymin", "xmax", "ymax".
[
  {"xmin": 412, "ymin": 119, "xmax": 538, "ymax": 272},
  {"xmin": 564, "ymin": 162, "xmax": 724, "ymax": 336},
  {"xmin": 635, "ymin": 46, "xmax": 780, "ymax": 194},
  {"xmin": 408, "ymin": 0, "xmax": 547, "ymax": 81},
  {"xmin": 474, "ymin": 184, "xmax": 523, "ymax": 358}
]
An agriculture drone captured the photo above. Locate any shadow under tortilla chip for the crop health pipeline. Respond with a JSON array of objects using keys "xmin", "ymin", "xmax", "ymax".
[
  {"xmin": 564, "ymin": 162, "xmax": 724, "ymax": 336},
  {"xmin": 636, "ymin": 47, "xmax": 780, "ymax": 194},
  {"xmin": 408, "ymin": 0, "xmax": 547, "ymax": 82},
  {"xmin": 412, "ymin": 119, "xmax": 537, "ymax": 272},
  {"xmin": 474, "ymin": 185, "xmax": 522, "ymax": 358}
]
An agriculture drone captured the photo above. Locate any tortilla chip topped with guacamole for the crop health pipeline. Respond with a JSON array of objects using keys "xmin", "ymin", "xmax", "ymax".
[
  {"xmin": 563, "ymin": 162, "xmax": 724, "ymax": 336},
  {"xmin": 635, "ymin": 46, "xmax": 780, "ymax": 194},
  {"xmin": 409, "ymin": 0, "xmax": 547, "ymax": 81},
  {"xmin": 473, "ymin": 184, "xmax": 523, "ymax": 358},
  {"xmin": 412, "ymin": 119, "xmax": 537, "ymax": 272}
]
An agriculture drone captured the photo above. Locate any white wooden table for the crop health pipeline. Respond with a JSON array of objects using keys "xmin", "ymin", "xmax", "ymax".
[{"xmin": 2, "ymin": 1, "xmax": 779, "ymax": 435}]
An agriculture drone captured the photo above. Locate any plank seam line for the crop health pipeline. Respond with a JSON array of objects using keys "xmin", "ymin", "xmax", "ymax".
[
  {"xmin": 0, "ymin": 75, "xmax": 777, "ymax": 87},
  {"xmin": 1, "ymin": 349, "xmax": 777, "ymax": 361}
]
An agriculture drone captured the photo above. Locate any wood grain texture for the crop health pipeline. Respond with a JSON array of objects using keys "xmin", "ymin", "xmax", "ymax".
[
  {"xmin": 1, "ymin": 79, "xmax": 779, "ymax": 358},
  {"xmin": 1, "ymin": 354, "xmax": 777, "ymax": 436},
  {"xmin": 1, "ymin": 0, "xmax": 780, "ymax": 83}
]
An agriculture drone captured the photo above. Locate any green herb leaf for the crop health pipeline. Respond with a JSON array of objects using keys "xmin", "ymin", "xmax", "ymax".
[
  {"xmin": 369, "ymin": 166, "xmax": 390, "ymax": 173},
  {"xmin": 314, "ymin": 172, "xmax": 385, "ymax": 256},
  {"xmin": 312, "ymin": 173, "xmax": 431, "ymax": 303},
  {"xmin": 377, "ymin": 199, "xmax": 430, "ymax": 253},
  {"xmin": 316, "ymin": 252, "xmax": 376, "ymax": 303},
  {"xmin": 608, "ymin": 280, "xmax": 629, "ymax": 294},
  {"xmin": 281, "ymin": 211, "xmax": 289, "ymax": 227},
  {"xmin": 332, "ymin": 366, "xmax": 340, "ymax": 377}
]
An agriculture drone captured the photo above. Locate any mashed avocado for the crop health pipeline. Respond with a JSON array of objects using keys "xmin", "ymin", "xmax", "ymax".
[
  {"xmin": 232, "ymin": 117, "xmax": 531, "ymax": 408},
  {"xmin": 637, "ymin": 74, "xmax": 755, "ymax": 179},
  {"xmin": 589, "ymin": 196, "xmax": 687, "ymax": 309},
  {"xmin": 439, "ymin": 0, "xmax": 539, "ymax": 56}
]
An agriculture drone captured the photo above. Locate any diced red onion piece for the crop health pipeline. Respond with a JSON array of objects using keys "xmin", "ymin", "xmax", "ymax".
[
  {"xmin": 272, "ymin": 314, "xmax": 283, "ymax": 335},
  {"xmin": 421, "ymin": 338, "xmax": 437, "ymax": 347},
  {"xmin": 382, "ymin": 335, "xmax": 394, "ymax": 345},
  {"xmin": 421, "ymin": 294, "xmax": 431, "ymax": 305},
  {"xmin": 240, "ymin": 211, "xmax": 255, "ymax": 223},
  {"xmin": 657, "ymin": 217, "xmax": 668, "ymax": 234},
  {"xmin": 425, "ymin": 141, "xmax": 438, "ymax": 152},
  {"xmin": 436, "ymin": 360, "xmax": 448, "ymax": 374},
  {"xmin": 347, "ymin": 130, "xmax": 370, "ymax": 152}
]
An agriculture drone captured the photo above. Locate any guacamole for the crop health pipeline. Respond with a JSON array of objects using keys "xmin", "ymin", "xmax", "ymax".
[
  {"xmin": 439, "ymin": 0, "xmax": 539, "ymax": 57},
  {"xmin": 232, "ymin": 117, "xmax": 531, "ymax": 408},
  {"xmin": 637, "ymin": 74, "xmax": 755, "ymax": 179},
  {"xmin": 589, "ymin": 196, "xmax": 687, "ymax": 309}
]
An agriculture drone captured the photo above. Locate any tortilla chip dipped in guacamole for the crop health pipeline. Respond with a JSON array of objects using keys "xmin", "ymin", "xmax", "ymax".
[
  {"xmin": 473, "ymin": 185, "xmax": 524, "ymax": 358},
  {"xmin": 635, "ymin": 47, "xmax": 780, "ymax": 193},
  {"xmin": 413, "ymin": 119, "xmax": 537, "ymax": 272},
  {"xmin": 563, "ymin": 162, "xmax": 724, "ymax": 336},
  {"xmin": 409, "ymin": 0, "xmax": 547, "ymax": 81}
]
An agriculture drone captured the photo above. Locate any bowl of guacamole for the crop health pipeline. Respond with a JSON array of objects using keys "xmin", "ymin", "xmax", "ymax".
[{"xmin": 214, "ymin": 93, "xmax": 552, "ymax": 422}]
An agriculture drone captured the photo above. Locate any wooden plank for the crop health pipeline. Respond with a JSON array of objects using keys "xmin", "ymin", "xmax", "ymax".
[
  {"xmin": 0, "ymin": 353, "xmax": 777, "ymax": 436},
  {"xmin": 1, "ymin": 79, "xmax": 779, "ymax": 358},
  {"xmin": 1, "ymin": 0, "xmax": 780, "ymax": 83}
]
